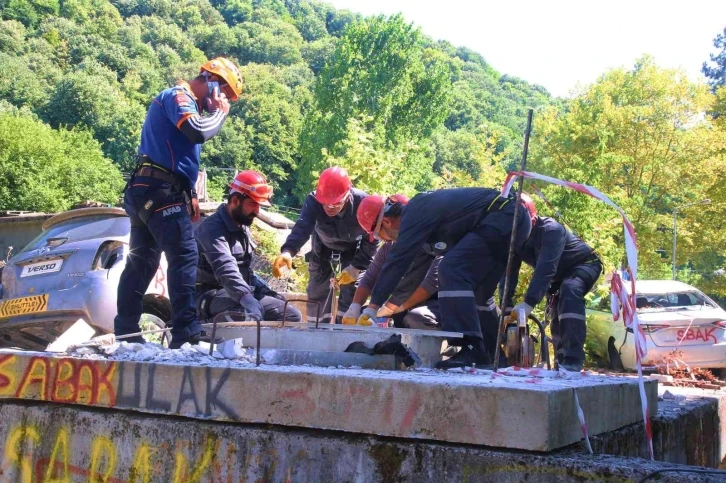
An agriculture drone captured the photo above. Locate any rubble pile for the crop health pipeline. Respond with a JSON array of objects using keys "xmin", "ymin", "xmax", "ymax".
[{"xmin": 71, "ymin": 341, "xmax": 260, "ymax": 367}]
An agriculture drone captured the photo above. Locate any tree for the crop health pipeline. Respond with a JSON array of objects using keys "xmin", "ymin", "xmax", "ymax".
[
  {"xmin": 0, "ymin": 109, "xmax": 124, "ymax": 211},
  {"xmin": 531, "ymin": 57, "xmax": 725, "ymax": 289},
  {"xmin": 297, "ymin": 14, "xmax": 453, "ymax": 200},
  {"xmin": 703, "ymin": 27, "xmax": 726, "ymax": 91}
]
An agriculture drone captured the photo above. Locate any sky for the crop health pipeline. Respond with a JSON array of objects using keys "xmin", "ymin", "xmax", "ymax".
[{"xmin": 325, "ymin": 0, "xmax": 726, "ymax": 98}]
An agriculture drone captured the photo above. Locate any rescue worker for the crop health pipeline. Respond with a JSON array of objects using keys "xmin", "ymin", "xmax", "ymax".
[
  {"xmin": 342, "ymin": 194, "xmax": 442, "ymax": 330},
  {"xmin": 194, "ymin": 171, "xmax": 302, "ymax": 324},
  {"xmin": 501, "ymin": 194, "xmax": 602, "ymax": 372},
  {"xmin": 272, "ymin": 167, "xmax": 377, "ymax": 324},
  {"xmin": 355, "ymin": 188, "xmax": 531, "ymax": 369},
  {"xmin": 114, "ymin": 57, "xmax": 243, "ymax": 349}
]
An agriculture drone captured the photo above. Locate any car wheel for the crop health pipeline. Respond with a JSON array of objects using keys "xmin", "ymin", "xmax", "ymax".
[{"xmin": 608, "ymin": 337, "xmax": 624, "ymax": 371}]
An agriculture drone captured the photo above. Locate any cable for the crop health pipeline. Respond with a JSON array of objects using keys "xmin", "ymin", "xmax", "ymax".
[{"xmin": 637, "ymin": 468, "xmax": 726, "ymax": 482}]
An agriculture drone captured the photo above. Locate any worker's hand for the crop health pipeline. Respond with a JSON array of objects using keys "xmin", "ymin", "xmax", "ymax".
[
  {"xmin": 342, "ymin": 303, "xmax": 361, "ymax": 325},
  {"xmin": 240, "ymin": 293, "xmax": 263, "ymax": 321},
  {"xmin": 206, "ymin": 87, "xmax": 230, "ymax": 115},
  {"xmin": 272, "ymin": 252, "xmax": 292, "ymax": 278},
  {"xmin": 377, "ymin": 302, "xmax": 398, "ymax": 318},
  {"xmin": 190, "ymin": 198, "xmax": 201, "ymax": 222},
  {"xmin": 512, "ymin": 302, "xmax": 533, "ymax": 321},
  {"xmin": 337, "ymin": 266, "xmax": 360, "ymax": 285},
  {"xmin": 357, "ymin": 307, "xmax": 377, "ymax": 326}
]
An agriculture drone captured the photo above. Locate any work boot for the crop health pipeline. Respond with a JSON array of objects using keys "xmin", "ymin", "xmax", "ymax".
[
  {"xmin": 169, "ymin": 330, "xmax": 224, "ymax": 349},
  {"xmin": 560, "ymin": 357, "xmax": 583, "ymax": 372},
  {"xmin": 435, "ymin": 337, "xmax": 491, "ymax": 370}
]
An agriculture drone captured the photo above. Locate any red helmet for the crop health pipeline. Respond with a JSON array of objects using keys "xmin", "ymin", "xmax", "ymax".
[
  {"xmin": 229, "ymin": 170, "xmax": 273, "ymax": 207},
  {"xmin": 520, "ymin": 193, "xmax": 537, "ymax": 226},
  {"xmin": 315, "ymin": 167, "xmax": 351, "ymax": 205},
  {"xmin": 357, "ymin": 194, "xmax": 409, "ymax": 241}
]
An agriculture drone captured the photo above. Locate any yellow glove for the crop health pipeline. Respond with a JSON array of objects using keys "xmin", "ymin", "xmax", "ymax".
[
  {"xmin": 342, "ymin": 303, "xmax": 361, "ymax": 325},
  {"xmin": 272, "ymin": 252, "xmax": 292, "ymax": 278},
  {"xmin": 337, "ymin": 266, "xmax": 360, "ymax": 285},
  {"xmin": 357, "ymin": 307, "xmax": 377, "ymax": 326}
]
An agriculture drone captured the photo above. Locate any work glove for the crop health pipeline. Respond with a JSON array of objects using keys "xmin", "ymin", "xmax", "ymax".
[
  {"xmin": 376, "ymin": 303, "xmax": 398, "ymax": 318},
  {"xmin": 337, "ymin": 266, "xmax": 360, "ymax": 285},
  {"xmin": 357, "ymin": 307, "xmax": 377, "ymax": 326},
  {"xmin": 272, "ymin": 252, "xmax": 292, "ymax": 278},
  {"xmin": 342, "ymin": 303, "xmax": 361, "ymax": 325},
  {"xmin": 512, "ymin": 302, "xmax": 533, "ymax": 321},
  {"xmin": 239, "ymin": 293, "xmax": 263, "ymax": 322}
]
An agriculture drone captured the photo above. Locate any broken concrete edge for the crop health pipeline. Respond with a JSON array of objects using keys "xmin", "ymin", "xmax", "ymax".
[
  {"xmin": 0, "ymin": 400, "xmax": 719, "ymax": 483},
  {"xmin": 0, "ymin": 349, "xmax": 656, "ymax": 452}
]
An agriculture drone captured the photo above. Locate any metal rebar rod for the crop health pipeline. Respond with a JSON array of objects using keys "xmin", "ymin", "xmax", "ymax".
[{"xmin": 493, "ymin": 108, "xmax": 533, "ymax": 371}]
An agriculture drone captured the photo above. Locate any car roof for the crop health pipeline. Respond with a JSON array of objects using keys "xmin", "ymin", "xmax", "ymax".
[
  {"xmin": 42, "ymin": 207, "xmax": 127, "ymax": 231},
  {"xmin": 635, "ymin": 280, "xmax": 700, "ymax": 294}
]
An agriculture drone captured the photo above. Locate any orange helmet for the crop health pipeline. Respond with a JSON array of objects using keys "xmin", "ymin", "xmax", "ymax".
[
  {"xmin": 200, "ymin": 57, "xmax": 243, "ymax": 101},
  {"xmin": 315, "ymin": 167, "xmax": 351, "ymax": 205},
  {"xmin": 357, "ymin": 194, "xmax": 409, "ymax": 242},
  {"xmin": 520, "ymin": 193, "xmax": 537, "ymax": 226},
  {"xmin": 229, "ymin": 170, "xmax": 273, "ymax": 207}
]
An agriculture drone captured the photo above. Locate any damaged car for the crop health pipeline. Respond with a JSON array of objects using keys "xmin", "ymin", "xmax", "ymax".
[
  {"xmin": 0, "ymin": 208, "xmax": 170, "ymax": 350},
  {"xmin": 587, "ymin": 280, "xmax": 726, "ymax": 373}
]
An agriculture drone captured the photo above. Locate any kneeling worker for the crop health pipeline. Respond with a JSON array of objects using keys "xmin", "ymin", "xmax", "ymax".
[
  {"xmin": 342, "ymin": 194, "xmax": 442, "ymax": 330},
  {"xmin": 355, "ymin": 188, "xmax": 531, "ymax": 369},
  {"xmin": 195, "ymin": 171, "xmax": 302, "ymax": 323},
  {"xmin": 501, "ymin": 194, "xmax": 602, "ymax": 371}
]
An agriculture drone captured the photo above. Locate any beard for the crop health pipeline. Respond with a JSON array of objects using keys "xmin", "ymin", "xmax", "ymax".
[{"xmin": 232, "ymin": 205, "xmax": 256, "ymax": 226}]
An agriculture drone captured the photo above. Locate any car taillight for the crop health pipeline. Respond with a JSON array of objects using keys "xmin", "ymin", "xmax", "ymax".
[
  {"xmin": 641, "ymin": 324, "xmax": 668, "ymax": 333},
  {"xmin": 712, "ymin": 321, "xmax": 726, "ymax": 329}
]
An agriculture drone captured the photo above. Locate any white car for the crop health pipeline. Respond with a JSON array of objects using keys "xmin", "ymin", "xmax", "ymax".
[{"xmin": 587, "ymin": 280, "xmax": 726, "ymax": 372}]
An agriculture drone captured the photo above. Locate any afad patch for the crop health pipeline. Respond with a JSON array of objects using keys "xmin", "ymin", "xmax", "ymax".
[{"xmin": 175, "ymin": 94, "xmax": 191, "ymax": 107}]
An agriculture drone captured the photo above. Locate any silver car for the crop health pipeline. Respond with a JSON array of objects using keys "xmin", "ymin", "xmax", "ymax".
[
  {"xmin": 0, "ymin": 208, "xmax": 170, "ymax": 350},
  {"xmin": 587, "ymin": 280, "xmax": 726, "ymax": 373}
]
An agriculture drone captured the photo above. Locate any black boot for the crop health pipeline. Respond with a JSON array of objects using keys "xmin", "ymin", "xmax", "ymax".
[
  {"xmin": 435, "ymin": 337, "xmax": 492, "ymax": 370},
  {"xmin": 560, "ymin": 357, "xmax": 583, "ymax": 372},
  {"xmin": 169, "ymin": 330, "xmax": 224, "ymax": 349}
]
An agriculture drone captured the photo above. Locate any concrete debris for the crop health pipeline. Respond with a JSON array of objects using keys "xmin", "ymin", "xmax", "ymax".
[{"xmin": 71, "ymin": 341, "xmax": 260, "ymax": 367}]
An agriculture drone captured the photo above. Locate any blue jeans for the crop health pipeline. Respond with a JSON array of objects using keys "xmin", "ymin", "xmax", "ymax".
[{"xmin": 114, "ymin": 176, "xmax": 201, "ymax": 342}]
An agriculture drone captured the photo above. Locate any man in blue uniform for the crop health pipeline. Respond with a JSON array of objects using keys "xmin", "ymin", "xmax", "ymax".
[
  {"xmin": 356, "ymin": 188, "xmax": 532, "ymax": 369},
  {"xmin": 114, "ymin": 57, "xmax": 243, "ymax": 348},
  {"xmin": 502, "ymin": 194, "xmax": 602, "ymax": 371},
  {"xmin": 272, "ymin": 167, "xmax": 377, "ymax": 324},
  {"xmin": 195, "ymin": 171, "xmax": 302, "ymax": 324}
]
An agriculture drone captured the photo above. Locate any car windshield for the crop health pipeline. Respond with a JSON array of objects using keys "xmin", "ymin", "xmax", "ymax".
[
  {"xmin": 635, "ymin": 291, "xmax": 716, "ymax": 311},
  {"xmin": 19, "ymin": 215, "xmax": 129, "ymax": 254}
]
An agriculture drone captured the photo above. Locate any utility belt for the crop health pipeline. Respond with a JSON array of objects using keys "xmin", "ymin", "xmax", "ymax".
[{"xmin": 127, "ymin": 155, "xmax": 192, "ymax": 224}]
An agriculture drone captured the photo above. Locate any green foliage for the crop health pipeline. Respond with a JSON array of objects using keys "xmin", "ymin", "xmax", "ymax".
[
  {"xmin": 297, "ymin": 14, "xmax": 455, "ymax": 198},
  {"xmin": 0, "ymin": 0, "xmax": 552, "ymax": 216},
  {"xmin": 531, "ymin": 56, "xmax": 726, "ymax": 297},
  {"xmin": 0, "ymin": 109, "xmax": 124, "ymax": 211}
]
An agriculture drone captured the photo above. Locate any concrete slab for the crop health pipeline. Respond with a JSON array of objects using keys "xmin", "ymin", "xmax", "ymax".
[
  {"xmin": 259, "ymin": 348, "xmax": 397, "ymax": 369},
  {"xmin": 210, "ymin": 324, "xmax": 458, "ymax": 368},
  {"xmin": 0, "ymin": 350, "xmax": 657, "ymax": 451},
  {"xmin": 0, "ymin": 401, "xmax": 711, "ymax": 483}
]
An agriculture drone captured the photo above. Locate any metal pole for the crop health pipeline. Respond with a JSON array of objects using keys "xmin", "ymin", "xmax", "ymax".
[
  {"xmin": 672, "ymin": 210, "xmax": 677, "ymax": 281},
  {"xmin": 493, "ymin": 108, "xmax": 533, "ymax": 371}
]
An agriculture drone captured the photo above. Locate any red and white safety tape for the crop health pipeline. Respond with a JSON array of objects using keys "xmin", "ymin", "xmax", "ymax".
[{"xmin": 502, "ymin": 170, "xmax": 654, "ymax": 460}]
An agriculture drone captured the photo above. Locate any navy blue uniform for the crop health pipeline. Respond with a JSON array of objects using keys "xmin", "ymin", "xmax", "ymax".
[
  {"xmin": 195, "ymin": 205, "xmax": 301, "ymax": 323},
  {"xmin": 281, "ymin": 188, "xmax": 377, "ymax": 323},
  {"xmin": 503, "ymin": 216, "xmax": 602, "ymax": 363},
  {"xmin": 370, "ymin": 188, "xmax": 531, "ymax": 344},
  {"xmin": 115, "ymin": 82, "xmax": 226, "ymax": 345}
]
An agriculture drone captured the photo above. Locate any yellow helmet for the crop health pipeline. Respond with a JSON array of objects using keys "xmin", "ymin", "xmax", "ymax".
[{"xmin": 200, "ymin": 57, "xmax": 243, "ymax": 101}]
